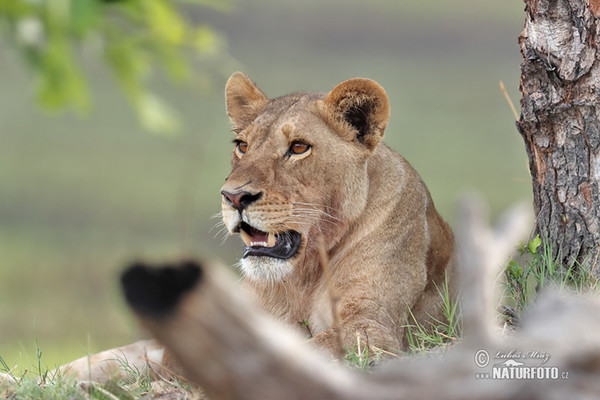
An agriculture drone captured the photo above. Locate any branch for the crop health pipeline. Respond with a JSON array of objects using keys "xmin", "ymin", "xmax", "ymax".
[
  {"xmin": 121, "ymin": 259, "xmax": 363, "ymax": 400},
  {"xmin": 122, "ymin": 199, "xmax": 600, "ymax": 400}
]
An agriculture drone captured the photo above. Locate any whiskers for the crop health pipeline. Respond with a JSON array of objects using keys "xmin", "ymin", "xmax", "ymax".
[
  {"xmin": 291, "ymin": 202, "xmax": 341, "ymax": 227},
  {"xmin": 209, "ymin": 211, "xmax": 232, "ymax": 245}
]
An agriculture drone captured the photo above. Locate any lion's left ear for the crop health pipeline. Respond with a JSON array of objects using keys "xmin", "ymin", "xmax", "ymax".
[{"xmin": 324, "ymin": 78, "xmax": 391, "ymax": 151}]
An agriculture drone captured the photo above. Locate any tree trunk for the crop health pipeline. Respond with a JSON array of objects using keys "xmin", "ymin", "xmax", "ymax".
[{"xmin": 518, "ymin": 0, "xmax": 600, "ymax": 272}]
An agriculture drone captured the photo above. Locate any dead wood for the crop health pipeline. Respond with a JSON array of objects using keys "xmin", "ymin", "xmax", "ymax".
[
  {"xmin": 121, "ymin": 258, "xmax": 363, "ymax": 400},
  {"xmin": 120, "ymin": 196, "xmax": 600, "ymax": 400}
]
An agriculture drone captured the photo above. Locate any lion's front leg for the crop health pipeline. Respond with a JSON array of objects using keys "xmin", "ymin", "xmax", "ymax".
[
  {"xmin": 308, "ymin": 253, "xmax": 429, "ymax": 359},
  {"xmin": 308, "ymin": 298, "xmax": 409, "ymax": 360},
  {"xmin": 310, "ymin": 322, "xmax": 403, "ymax": 360},
  {"xmin": 59, "ymin": 339, "xmax": 165, "ymax": 383},
  {"xmin": 308, "ymin": 328, "xmax": 348, "ymax": 359}
]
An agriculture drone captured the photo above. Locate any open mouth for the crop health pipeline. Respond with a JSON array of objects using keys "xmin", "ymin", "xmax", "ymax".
[{"xmin": 238, "ymin": 222, "xmax": 301, "ymax": 260}]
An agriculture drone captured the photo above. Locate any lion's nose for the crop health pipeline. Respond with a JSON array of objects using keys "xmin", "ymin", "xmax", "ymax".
[{"xmin": 221, "ymin": 190, "xmax": 263, "ymax": 211}]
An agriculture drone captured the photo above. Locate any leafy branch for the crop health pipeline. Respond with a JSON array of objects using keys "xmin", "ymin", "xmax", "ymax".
[{"xmin": 0, "ymin": 0, "xmax": 231, "ymax": 133}]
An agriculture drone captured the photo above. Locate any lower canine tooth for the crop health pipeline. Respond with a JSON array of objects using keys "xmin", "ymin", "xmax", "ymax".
[{"xmin": 268, "ymin": 232, "xmax": 276, "ymax": 247}]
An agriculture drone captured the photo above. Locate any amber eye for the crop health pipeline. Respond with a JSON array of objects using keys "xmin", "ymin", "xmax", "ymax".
[
  {"xmin": 289, "ymin": 141, "xmax": 311, "ymax": 155},
  {"xmin": 235, "ymin": 141, "xmax": 248, "ymax": 155}
]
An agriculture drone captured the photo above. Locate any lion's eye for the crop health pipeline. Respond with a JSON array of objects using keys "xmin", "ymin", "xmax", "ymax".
[
  {"xmin": 289, "ymin": 141, "xmax": 311, "ymax": 155},
  {"xmin": 235, "ymin": 141, "xmax": 248, "ymax": 155}
]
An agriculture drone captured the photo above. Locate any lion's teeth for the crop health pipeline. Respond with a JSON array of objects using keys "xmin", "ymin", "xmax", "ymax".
[
  {"xmin": 240, "ymin": 229, "xmax": 253, "ymax": 247},
  {"xmin": 268, "ymin": 232, "xmax": 276, "ymax": 247},
  {"xmin": 241, "ymin": 230, "xmax": 277, "ymax": 248}
]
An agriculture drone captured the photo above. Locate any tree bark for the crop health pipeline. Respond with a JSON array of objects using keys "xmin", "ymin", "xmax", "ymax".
[{"xmin": 518, "ymin": 0, "xmax": 600, "ymax": 272}]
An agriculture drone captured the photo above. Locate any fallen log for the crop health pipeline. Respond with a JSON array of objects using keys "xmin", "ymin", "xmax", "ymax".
[{"xmin": 121, "ymin": 198, "xmax": 600, "ymax": 400}]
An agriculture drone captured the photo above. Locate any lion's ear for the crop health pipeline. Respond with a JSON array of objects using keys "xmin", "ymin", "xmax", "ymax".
[
  {"xmin": 225, "ymin": 72, "xmax": 268, "ymax": 130},
  {"xmin": 324, "ymin": 78, "xmax": 390, "ymax": 150}
]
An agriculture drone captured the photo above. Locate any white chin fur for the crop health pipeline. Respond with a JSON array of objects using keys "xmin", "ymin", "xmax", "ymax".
[{"xmin": 240, "ymin": 257, "xmax": 293, "ymax": 282}]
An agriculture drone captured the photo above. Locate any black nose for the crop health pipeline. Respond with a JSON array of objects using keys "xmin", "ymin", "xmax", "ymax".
[{"xmin": 221, "ymin": 190, "xmax": 263, "ymax": 211}]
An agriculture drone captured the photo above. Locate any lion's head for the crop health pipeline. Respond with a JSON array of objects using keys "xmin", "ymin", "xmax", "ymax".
[{"xmin": 221, "ymin": 72, "xmax": 391, "ymax": 282}]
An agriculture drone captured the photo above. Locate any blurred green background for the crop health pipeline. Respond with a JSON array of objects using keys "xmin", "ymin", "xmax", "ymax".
[{"xmin": 1, "ymin": 0, "xmax": 529, "ymax": 371}]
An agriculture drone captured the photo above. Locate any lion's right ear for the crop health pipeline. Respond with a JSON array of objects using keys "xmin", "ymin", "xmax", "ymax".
[{"xmin": 225, "ymin": 72, "xmax": 268, "ymax": 131}]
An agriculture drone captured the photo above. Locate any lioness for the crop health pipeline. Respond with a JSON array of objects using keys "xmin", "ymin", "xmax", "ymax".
[
  {"xmin": 59, "ymin": 73, "xmax": 455, "ymax": 381},
  {"xmin": 221, "ymin": 72, "xmax": 455, "ymax": 354}
]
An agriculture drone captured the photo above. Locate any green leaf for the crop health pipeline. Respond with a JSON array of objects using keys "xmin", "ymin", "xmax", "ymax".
[
  {"xmin": 101, "ymin": 380, "xmax": 136, "ymax": 400},
  {"xmin": 507, "ymin": 260, "xmax": 523, "ymax": 279},
  {"xmin": 37, "ymin": 34, "xmax": 90, "ymax": 112},
  {"xmin": 528, "ymin": 234, "xmax": 542, "ymax": 254},
  {"xmin": 176, "ymin": 0, "xmax": 233, "ymax": 12},
  {"xmin": 135, "ymin": 92, "xmax": 180, "ymax": 134},
  {"xmin": 2, "ymin": 0, "xmax": 228, "ymax": 133},
  {"xmin": 143, "ymin": 0, "xmax": 185, "ymax": 45},
  {"xmin": 46, "ymin": 0, "xmax": 70, "ymax": 31},
  {"xmin": 0, "ymin": 0, "xmax": 36, "ymax": 17},
  {"xmin": 193, "ymin": 25, "xmax": 219, "ymax": 54},
  {"xmin": 69, "ymin": 0, "xmax": 99, "ymax": 36},
  {"xmin": 156, "ymin": 43, "xmax": 190, "ymax": 82}
]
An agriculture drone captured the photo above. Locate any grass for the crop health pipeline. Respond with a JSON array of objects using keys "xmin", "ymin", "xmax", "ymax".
[
  {"xmin": 0, "ymin": 369, "xmax": 159, "ymax": 400},
  {"xmin": 404, "ymin": 275, "xmax": 462, "ymax": 353},
  {"xmin": 501, "ymin": 234, "xmax": 600, "ymax": 325},
  {"xmin": 1, "ymin": 376, "xmax": 85, "ymax": 400},
  {"xmin": 344, "ymin": 338, "xmax": 383, "ymax": 372},
  {"xmin": 0, "ymin": 344, "xmax": 196, "ymax": 399},
  {"xmin": 1, "ymin": 377, "xmax": 195, "ymax": 400},
  {"xmin": 0, "ymin": 343, "xmax": 89, "ymax": 400}
]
